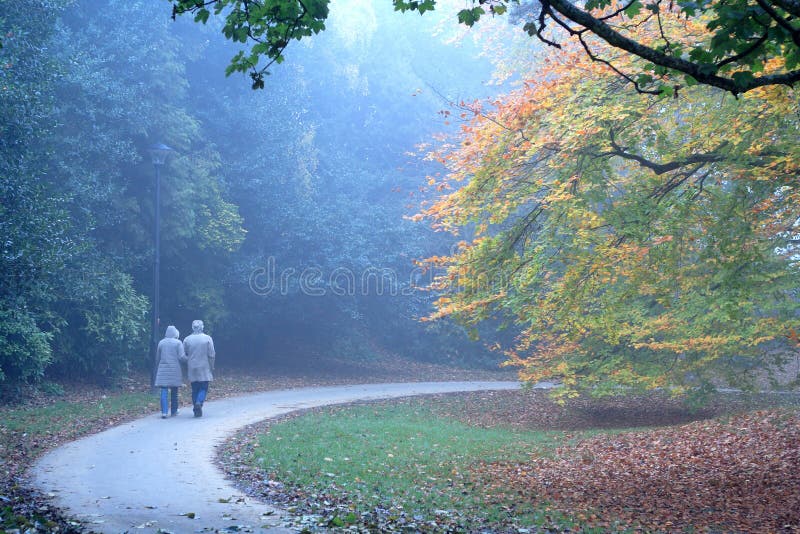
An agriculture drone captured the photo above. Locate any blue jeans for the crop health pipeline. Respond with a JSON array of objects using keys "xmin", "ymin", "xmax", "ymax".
[
  {"xmin": 191, "ymin": 381, "xmax": 209, "ymax": 405},
  {"xmin": 160, "ymin": 387, "xmax": 179, "ymax": 415}
]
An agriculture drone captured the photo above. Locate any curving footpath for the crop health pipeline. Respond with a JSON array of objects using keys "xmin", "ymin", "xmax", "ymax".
[{"xmin": 32, "ymin": 381, "xmax": 520, "ymax": 533}]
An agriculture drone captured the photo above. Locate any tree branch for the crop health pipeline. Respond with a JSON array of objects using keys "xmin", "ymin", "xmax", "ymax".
[
  {"xmin": 537, "ymin": 0, "xmax": 800, "ymax": 94},
  {"xmin": 577, "ymin": 33, "xmax": 663, "ymax": 95},
  {"xmin": 754, "ymin": 0, "xmax": 800, "ymax": 47},
  {"xmin": 602, "ymin": 130, "xmax": 728, "ymax": 175},
  {"xmin": 716, "ymin": 30, "xmax": 771, "ymax": 69},
  {"xmin": 771, "ymin": 0, "xmax": 800, "ymax": 18}
]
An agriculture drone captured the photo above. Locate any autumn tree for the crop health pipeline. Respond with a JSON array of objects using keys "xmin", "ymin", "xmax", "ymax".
[
  {"xmin": 170, "ymin": 0, "xmax": 800, "ymax": 94},
  {"xmin": 414, "ymin": 19, "xmax": 800, "ymax": 399}
]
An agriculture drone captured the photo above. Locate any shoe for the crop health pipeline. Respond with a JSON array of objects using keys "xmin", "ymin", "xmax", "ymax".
[
  {"xmin": 161, "ymin": 414, "xmax": 168, "ymax": 419},
  {"xmin": 193, "ymin": 403, "xmax": 202, "ymax": 417},
  {"xmin": 171, "ymin": 410, "xmax": 179, "ymax": 417}
]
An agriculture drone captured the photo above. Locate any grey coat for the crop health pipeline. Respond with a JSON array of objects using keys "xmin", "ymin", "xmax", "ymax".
[
  {"xmin": 183, "ymin": 332, "xmax": 215, "ymax": 382},
  {"xmin": 155, "ymin": 326, "xmax": 185, "ymax": 387}
]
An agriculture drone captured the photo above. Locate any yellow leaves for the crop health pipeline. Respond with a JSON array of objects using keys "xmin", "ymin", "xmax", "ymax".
[
  {"xmin": 420, "ymin": 255, "xmax": 451, "ymax": 267},
  {"xmin": 433, "ymin": 296, "xmax": 452, "ymax": 307},
  {"xmin": 409, "ymin": 0, "xmax": 800, "ymax": 397},
  {"xmin": 542, "ymin": 179, "xmax": 578, "ymax": 205},
  {"xmin": 425, "ymin": 291, "xmax": 507, "ymax": 322},
  {"xmin": 553, "ymin": 361, "xmax": 574, "ymax": 379}
]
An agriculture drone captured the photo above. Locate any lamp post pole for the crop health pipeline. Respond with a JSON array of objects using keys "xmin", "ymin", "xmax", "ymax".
[{"xmin": 148, "ymin": 143, "xmax": 173, "ymax": 387}]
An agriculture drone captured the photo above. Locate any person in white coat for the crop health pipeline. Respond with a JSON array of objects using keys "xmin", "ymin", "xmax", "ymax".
[
  {"xmin": 154, "ymin": 325, "xmax": 185, "ymax": 418},
  {"xmin": 182, "ymin": 319, "xmax": 215, "ymax": 417}
]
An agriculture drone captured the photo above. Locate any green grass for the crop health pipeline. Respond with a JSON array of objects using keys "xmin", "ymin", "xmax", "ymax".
[
  {"xmin": 250, "ymin": 401, "xmax": 612, "ymax": 531},
  {"xmin": 0, "ymin": 392, "xmax": 158, "ymax": 454}
]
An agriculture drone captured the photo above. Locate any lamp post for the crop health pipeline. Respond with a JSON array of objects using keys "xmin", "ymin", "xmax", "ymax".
[{"xmin": 148, "ymin": 143, "xmax": 173, "ymax": 387}]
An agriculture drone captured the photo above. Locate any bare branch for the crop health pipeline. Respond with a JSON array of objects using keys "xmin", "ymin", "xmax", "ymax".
[
  {"xmin": 577, "ymin": 34, "xmax": 663, "ymax": 95},
  {"xmin": 601, "ymin": 130, "xmax": 729, "ymax": 175}
]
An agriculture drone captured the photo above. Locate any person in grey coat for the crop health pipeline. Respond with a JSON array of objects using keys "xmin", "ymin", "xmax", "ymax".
[
  {"xmin": 155, "ymin": 325, "xmax": 185, "ymax": 418},
  {"xmin": 182, "ymin": 319, "xmax": 215, "ymax": 417}
]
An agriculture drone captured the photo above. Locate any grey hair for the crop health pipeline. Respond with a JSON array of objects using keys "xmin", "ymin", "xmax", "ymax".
[{"xmin": 191, "ymin": 320, "xmax": 204, "ymax": 333}]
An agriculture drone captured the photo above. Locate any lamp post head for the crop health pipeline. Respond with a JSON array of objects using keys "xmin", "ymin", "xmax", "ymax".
[{"xmin": 148, "ymin": 143, "xmax": 173, "ymax": 166}]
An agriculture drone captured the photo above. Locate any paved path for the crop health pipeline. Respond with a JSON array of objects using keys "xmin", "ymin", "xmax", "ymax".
[{"xmin": 32, "ymin": 381, "xmax": 520, "ymax": 533}]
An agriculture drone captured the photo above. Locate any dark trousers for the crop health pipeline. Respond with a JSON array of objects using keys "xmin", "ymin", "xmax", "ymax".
[
  {"xmin": 160, "ymin": 387, "xmax": 179, "ymax": 415},
  {"xmin": 191, "ymin": 381, "xmax": 209, "ymax": 405}
]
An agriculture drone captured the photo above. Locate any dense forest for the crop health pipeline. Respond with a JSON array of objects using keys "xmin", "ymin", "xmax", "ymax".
[
  {"xmin": 3, "ymin": 0, "xmax": 799, "ymax": 398},
  {"xmin": 1, "ymin": 0, "xmax": 502, "ymax": 390}
]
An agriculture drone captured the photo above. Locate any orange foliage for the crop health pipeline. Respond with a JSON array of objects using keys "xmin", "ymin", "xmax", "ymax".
[{"xmin": 413, "ymin": 9, "xmax": 800, "ymax": 396}]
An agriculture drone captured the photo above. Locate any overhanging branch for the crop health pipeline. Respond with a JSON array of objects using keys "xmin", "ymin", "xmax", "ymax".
[
  {"xmin": 537, "ymin": 0, "xmax": 800, "ymax": 94},
  {"xmin": 601, "ymin": 130, "xmax": 728, "ymax": 175}
]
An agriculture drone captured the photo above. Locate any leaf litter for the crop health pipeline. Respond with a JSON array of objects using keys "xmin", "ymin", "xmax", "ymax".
[
  {"xmin": 1, "ymin": 367, "xmax": 796, "ymax": 532},
  {"xmin": 218, "ymin": 389, "xmax": 799, "ymax": 533}
]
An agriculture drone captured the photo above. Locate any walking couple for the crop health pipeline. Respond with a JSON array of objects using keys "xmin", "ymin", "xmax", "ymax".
[{"xmin": 154, "ymin": 319, "xmax": 215, "ymax": 418}]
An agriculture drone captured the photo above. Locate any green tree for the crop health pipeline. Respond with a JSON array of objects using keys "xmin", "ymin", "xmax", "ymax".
[
  {"xmin": 0, "ymin": 0, "xmax": 246, "ymax": 387},
  {"xmin": 0, "ymin": 0, "xmax": 75, "ymax": 387},
  {"xmin": 44, "ymin": 0, "xmax": 246, "ymax": 376},
  {"xmin": 179, "ymin": 0, "xmax": 500, "ymax": 367}
]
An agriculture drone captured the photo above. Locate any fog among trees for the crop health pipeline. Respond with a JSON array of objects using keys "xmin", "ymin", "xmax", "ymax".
[
  {"xmin": 2, "ymin": 0, "xmax": 503, "ymax": 388},
  {"xmin": 3, "ymin": 0, "xmax": 799, "ymax": 398}
]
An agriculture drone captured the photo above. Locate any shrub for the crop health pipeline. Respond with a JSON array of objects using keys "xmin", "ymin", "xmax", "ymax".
[{"xmin": 0, "ymin": 306, "xmax": 52, "ymax": 386}]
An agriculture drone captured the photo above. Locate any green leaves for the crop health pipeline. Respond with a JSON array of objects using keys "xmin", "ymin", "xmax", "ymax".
[
  {"xmin": 584, "ymin": 0, "xmax": 613, "ymax": 10},
  {"xmin": 457, "ymin": 6, "xmax": 485, "ymax": 26},
  {"xmin": 193, "ymin": 8, "xmax": 210, "ymax": 24},
  {"xmin": 0, "ymin": 308, "xmax": 53, "ymax": 384},
  {"xmin": 623, "ymin": 0, "xmax": 643, "ymax": 18},
  {"xmin": 392, "ymin": 0, "xmax": 436, "ymax": 14},
  {"xmin": 731, "ymin": 70, "xmax": 755, "ymax": 88},
  {"xmin": 536, "ymin": 0, "xmax": 800, "ymax": 94},
  {"xmin": 171, "ymin": 0, "xmax": 800, "ymax": 94},
  {"xmin": 173, "ymin": 0, "xmax": 331, "ymax": 88}
]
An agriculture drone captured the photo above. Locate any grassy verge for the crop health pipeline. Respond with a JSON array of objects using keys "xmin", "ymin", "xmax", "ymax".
[
  {"xmin": 0, "ymin": 390, "xmax": 160, "ymax": 472},
  {"xmin": 0, "ymin": 390, "xmax": 160, "ymax": 532},
  {"xmin": 3, "ymin": 370, "xmax": 797, "ymax": 533},
  {"xmin": 228, "ymin": 390, "xmax": 800, "ymax": 533},
  {"xmin": 244, "ymin": 399, "xmax": 622, "ymax": 532},
  {"xmin": 2, "ymin": 392, "xmax": 157, "ymax": 440}
]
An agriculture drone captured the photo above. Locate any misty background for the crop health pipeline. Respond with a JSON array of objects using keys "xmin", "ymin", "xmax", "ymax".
[{"xmin": 1, "ymin": 0, "xmax": 516, "ymax": 386}]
